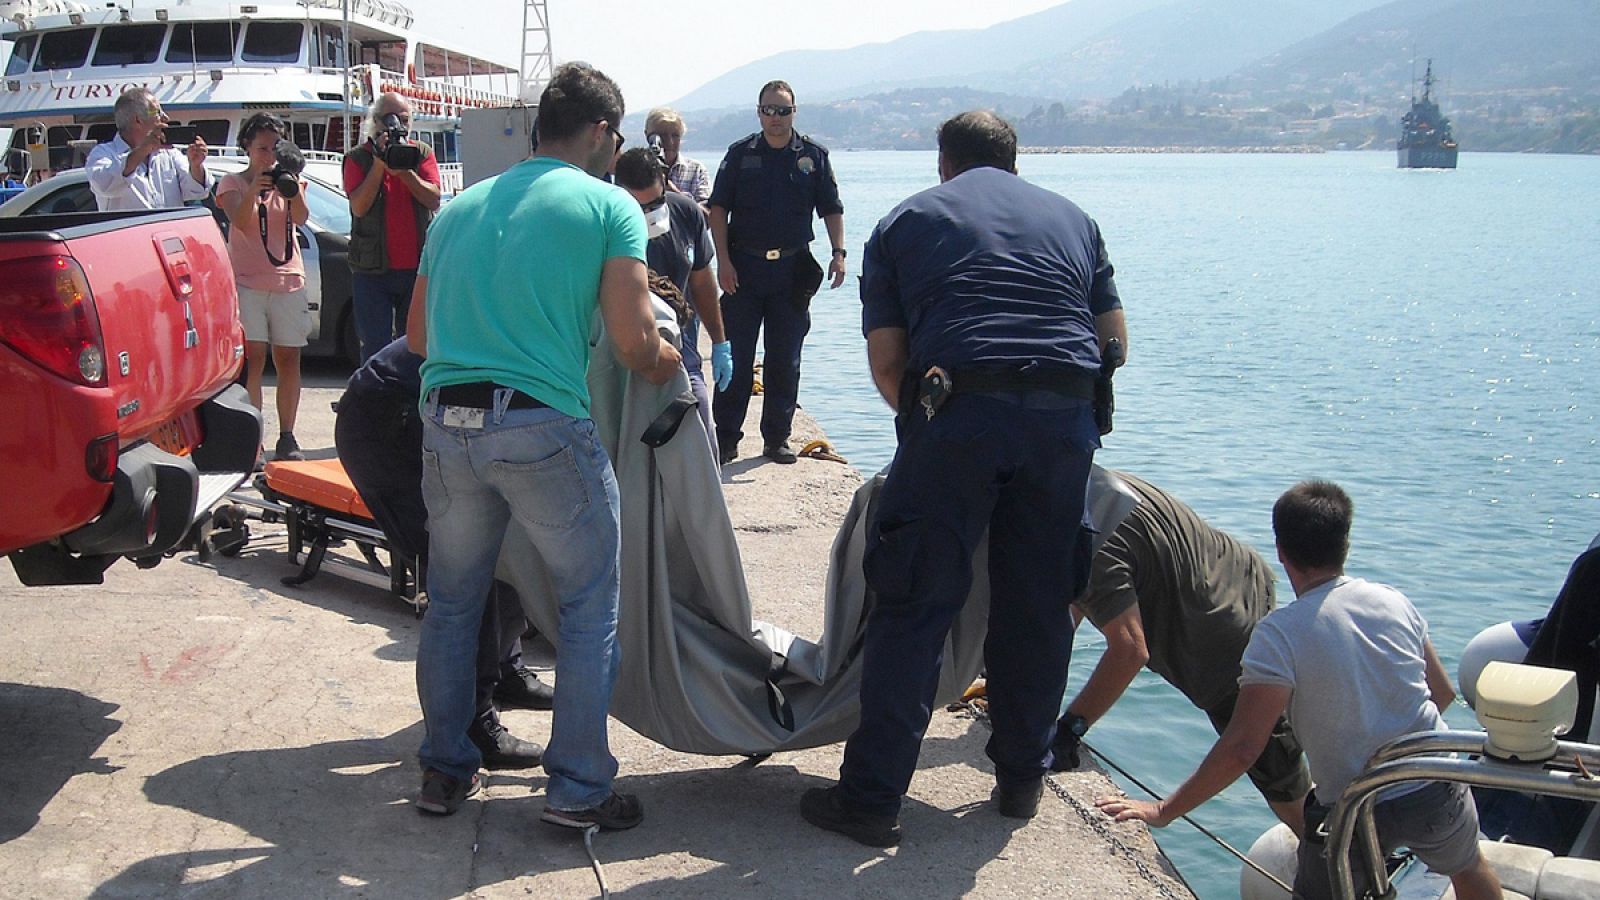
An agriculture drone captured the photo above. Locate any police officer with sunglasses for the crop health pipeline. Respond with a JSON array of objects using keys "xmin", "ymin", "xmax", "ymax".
[{"xmin": 707, "ymin": 80, "xmax": 845, "ymax": 466}]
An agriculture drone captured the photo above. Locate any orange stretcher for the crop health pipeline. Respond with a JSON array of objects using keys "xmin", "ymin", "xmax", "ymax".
[{"xmin": 214, "ymin": 458, "xmax": 422, "ymax": 611}]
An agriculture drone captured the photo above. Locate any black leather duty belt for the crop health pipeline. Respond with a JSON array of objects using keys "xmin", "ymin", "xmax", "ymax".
[
  {"xmin": 733, "ymin": 244, "xmax": 805, "ymax": 261},
  {"xmin": 435, "ymin": 382, "xmax": 548, "ymax": 410}
]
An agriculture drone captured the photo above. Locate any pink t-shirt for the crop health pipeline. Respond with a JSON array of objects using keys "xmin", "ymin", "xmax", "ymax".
[{"xmin": 216, "ymin": 172, "xmax": 306, "ymax": 293}]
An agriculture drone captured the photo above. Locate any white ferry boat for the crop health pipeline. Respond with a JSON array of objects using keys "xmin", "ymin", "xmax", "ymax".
[{"xmin": 0, "ymin": 0, "xmax": 542, "ymax": 192}]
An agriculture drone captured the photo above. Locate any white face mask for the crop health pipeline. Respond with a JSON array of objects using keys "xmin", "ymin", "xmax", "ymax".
[{"xmin": 644, "ymin": 202, "xmax": 671, "ymax": 239}]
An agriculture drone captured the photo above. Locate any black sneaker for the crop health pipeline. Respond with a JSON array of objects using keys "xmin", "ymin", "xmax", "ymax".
[
  {"xmin": 800, "ymin": 786, "xmax": 901, "ymax": 847},
  {"xmin": 273, "ymin": 433, "xmax": 304, "ymax": 462},
  {"xmin": 468, "ymin": 716, "xmax": 544, "ymax": 770},
  {"xmin": 763, "ymin": 441, "xmax": 797, "ymax": 465},
  {"xmin": 493, "ymin": 666, "xmax": 555, "ymax": 710},
  {"xmin": 992, "ymin": 778, "xmax": 1043, "ymax": 819},
  {"xmin": 541, "ymin": 792, "xmax": 644, "ymax": 831},
  {"xmin": 718, "ymin": 442, "xmax": 738, "ymax": 466},
  {"xmin": 416, "ymin": 768, "xmax": 480, "ymax": 816}
]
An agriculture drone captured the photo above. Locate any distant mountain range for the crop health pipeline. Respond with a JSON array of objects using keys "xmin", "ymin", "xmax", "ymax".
[
  {"xmin": 673, "ymin": 0, "xmax": 1393, "ymax": 111},
  {"xmin": 663, "ymin": 0, "xmax": 1599, "ymax": 154}
]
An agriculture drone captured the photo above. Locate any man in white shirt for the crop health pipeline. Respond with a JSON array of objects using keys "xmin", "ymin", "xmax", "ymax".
[
  {"xmin": 1096, "ymin": 480, "xmax": 1501, "ymax": 900},
  {"xmin": 86, "ymin": 88, "xmax": 211, "ymax": 211}
]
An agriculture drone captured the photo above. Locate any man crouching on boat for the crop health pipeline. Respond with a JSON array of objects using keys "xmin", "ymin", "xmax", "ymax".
[{"xmin": 1097, "ymin": 481, "xmax": 1501, "ymax": 900}]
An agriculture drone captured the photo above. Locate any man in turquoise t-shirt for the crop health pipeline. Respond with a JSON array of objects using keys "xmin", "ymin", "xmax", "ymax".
[{"xmin": 403, "ymin": 62, "xmax": 681, "ymax": 825}]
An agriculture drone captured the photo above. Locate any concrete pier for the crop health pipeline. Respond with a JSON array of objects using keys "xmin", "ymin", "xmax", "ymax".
[{"xmin": 0, "ymin": 367, "xmax": 1193, "ymax": 899}]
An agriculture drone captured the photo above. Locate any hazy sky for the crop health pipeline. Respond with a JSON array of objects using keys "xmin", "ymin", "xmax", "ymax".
[{"xmin": 407, "ymin": 0, "xmax": 1064, "ymax": 112}]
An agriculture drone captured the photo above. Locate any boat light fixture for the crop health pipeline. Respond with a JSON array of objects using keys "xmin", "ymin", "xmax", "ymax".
[
  {"xmin": 1473, "ymin": 661, "xmax": 1578, "ymax": 763},
  {"xmin": 156, "ymin": 9, "xmax": 169, "ymax": 22},
  {"xmin": 209, "ymin": 69, "xmax": 224, "ymax": 83},
  {"xmin": 69, "ymin": 12, "xmax": 84, "ymax": 24}
]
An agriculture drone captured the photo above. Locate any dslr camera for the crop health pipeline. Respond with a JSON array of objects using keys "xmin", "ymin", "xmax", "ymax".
[
  {"xmin": 380, "ymin": 113, "xmax": 422, "ymax": 170},
  {"xmin": 264, "ymin": 138, "xmax": 305, "ymax": 198},
  {"xmin": 647, "ymin": 133, "xmax": 667, "ymax": 170}
]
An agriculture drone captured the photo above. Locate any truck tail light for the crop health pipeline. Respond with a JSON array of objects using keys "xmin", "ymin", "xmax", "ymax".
[
  {"xmin": 0, "ymin": 254, "xmax": 107, "ymax": 386},
  {"xmin": 85, "ymin": 433, "xmax": 118, "ymax": 483}
]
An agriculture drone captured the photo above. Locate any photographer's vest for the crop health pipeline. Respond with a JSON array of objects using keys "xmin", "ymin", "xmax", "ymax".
[{"xmin": 346, "ymin": 142, "xmax": 436, "ymax": 274}]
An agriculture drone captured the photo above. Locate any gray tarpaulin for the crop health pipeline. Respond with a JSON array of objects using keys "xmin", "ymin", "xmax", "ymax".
[{"xmin": 495, "ymin": 310, "xmax": 1140, "ymax": 756}]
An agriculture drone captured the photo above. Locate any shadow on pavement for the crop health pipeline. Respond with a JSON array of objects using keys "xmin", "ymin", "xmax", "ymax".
[
  {"xmin": 93, "ymin": 721, "xmax": 1018, "ymax": 898},
  {"xmin": 0, "ymin": 684, "xmax": 122, "ymax": 844}
]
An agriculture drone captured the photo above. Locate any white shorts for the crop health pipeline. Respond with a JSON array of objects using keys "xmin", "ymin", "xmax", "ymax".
[{"xmin": 239, "ymin": 285, "xmax": 313, "ymax": 347}]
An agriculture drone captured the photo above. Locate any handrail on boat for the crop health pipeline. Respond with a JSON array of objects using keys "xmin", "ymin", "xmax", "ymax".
[{"xmin": 1325, "ymin": 730, "xmax": 1600, "ymax": 900}]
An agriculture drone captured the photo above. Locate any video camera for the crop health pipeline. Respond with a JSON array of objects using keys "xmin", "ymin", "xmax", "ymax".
[
  {"xmin": 380, "ymin": 113, "xmax": 422, "ymax": 170},
  {"xmin": 264, "ymin": 138, "xmax": 305, "ymax": 198}
]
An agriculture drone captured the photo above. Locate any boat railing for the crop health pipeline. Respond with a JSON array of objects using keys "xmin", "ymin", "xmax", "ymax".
[
  {"xmin": 300, "ymin": 0, "xmax": 415, "ymax": 29},
  {"xmin": 1325, "ymin": 730, "xmax": 1600, "ymax": 900},
  {"xmin": 356, "ymin": 65, "xmax": 518, "ymax": 120}
]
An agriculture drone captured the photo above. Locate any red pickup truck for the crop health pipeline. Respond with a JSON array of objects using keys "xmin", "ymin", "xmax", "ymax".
[{"xmin": 0, "ymin": 207, "xmax": 260, "ymax": 585}]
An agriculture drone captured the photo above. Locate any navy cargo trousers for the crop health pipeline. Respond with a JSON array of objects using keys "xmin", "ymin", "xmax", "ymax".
[
  {"xmin": 838, "ymin": 393, "xmax": 1099, "ymax": 817},
  {"xmin": 713, "ymin": 251, "xmax": 809, "ymax": 450}
]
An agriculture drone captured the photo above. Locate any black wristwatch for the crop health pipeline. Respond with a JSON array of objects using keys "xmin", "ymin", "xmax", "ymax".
[
  {"xmin": 1062, "ymin": 712, "xmax": 1090, "ymax": 739},
  {"xmin": 830, "ymin": 247, "xmax": 847, "ymax": 258}
]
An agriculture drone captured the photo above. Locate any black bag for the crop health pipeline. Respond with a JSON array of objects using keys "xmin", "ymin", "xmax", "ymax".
[{"xmin": 790, "ymin": 250, "xmax": 824, "ymax": 311}]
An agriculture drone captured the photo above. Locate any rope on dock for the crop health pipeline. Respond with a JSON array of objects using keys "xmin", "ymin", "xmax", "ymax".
[
  {"xmin": 798, "ymin": 440, "xmax": 849, "ymax": 464},
  {"xmin": 958, "ymin": 700, "xmax": 1291, "ymax": 898},
  {"xmin": 582, "ymin": 824, "xmax": 611, "ymax": 898}
]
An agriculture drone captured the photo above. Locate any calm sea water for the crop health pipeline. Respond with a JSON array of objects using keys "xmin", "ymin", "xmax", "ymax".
[{"xmin": 790, "ymin": 150, "xmax": 1600, "ymax": 898}]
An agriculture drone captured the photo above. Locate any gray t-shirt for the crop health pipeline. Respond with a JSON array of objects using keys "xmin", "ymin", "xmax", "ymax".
[
  {"xmin": 1076, "ymin": 472, "xmax": 1276, "ymax": 710},
  {"xmin": 1239, "ymin": 575, "xmax": 1446, "ymax": 804}
]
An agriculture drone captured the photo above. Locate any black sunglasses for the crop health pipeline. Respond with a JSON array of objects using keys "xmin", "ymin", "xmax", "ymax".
[
  {"xmin": 596, "ymin": 119, "xmax": 625, "ymax": 150},
  {"xmin": 758, "ymin": 104, "xmax": 796, "ymax": 117}
]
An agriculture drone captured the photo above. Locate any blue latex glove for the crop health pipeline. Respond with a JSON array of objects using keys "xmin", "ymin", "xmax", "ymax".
[{"xmin": 712, "ymin": 341, "xmax": 733, "ymax": 392}]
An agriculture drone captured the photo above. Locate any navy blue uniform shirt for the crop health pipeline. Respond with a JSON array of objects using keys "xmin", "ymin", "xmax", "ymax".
[
  {"xmin": 646, "ymin": 192, "xmax": 714, "ymax": 368},
  {"xmin": 708, "ymin": 132, "xmax": 843, "ymax": 253},
  {"xmin": 860, "ymin": 166, "xmax": 1120, "ymax": 375},
  {"xmin": 346, "ymin": 336, "xmax": 423, "ymax": 401}
]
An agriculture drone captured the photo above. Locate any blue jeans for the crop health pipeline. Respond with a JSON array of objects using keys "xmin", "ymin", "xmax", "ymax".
[
  {"xmin": 417, "ymin": 390, "xmax": 622, "ymax": 810},
  {"xmin": 351, "ymin": 269, "xmax": 419, "ymax": 362}
]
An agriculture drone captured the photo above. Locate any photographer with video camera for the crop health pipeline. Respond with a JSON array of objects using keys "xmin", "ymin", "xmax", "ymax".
[
  {"xmin": 343, "ymin": 92, "xmax": 442, "ymax": 362},
  {"xmin": 86, "ymin": 87, "xmax": 212, "ymax": 211},
  {"xmin": 216, "ymin": 113, "xmax": 311, "ymax": 462}
]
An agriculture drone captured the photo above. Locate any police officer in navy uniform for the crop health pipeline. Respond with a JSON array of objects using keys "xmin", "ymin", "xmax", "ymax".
[
  {"xmin": 800, "ymin": 110, "xmax": 1128, "ymax": 848},
  {"xmin": 708, "ymin": 80, "xmax": 846, "ymax": 465}
]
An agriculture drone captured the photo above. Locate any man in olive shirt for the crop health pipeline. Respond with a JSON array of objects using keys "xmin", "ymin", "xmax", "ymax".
[{"xmin": 1055, "ymin": 469, "xmax": 1311, "ymax": 833}]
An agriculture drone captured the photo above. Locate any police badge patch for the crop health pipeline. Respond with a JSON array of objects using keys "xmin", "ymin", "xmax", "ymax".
[{"xmin": 797, "ymin": 156, "xmax": 815, "ymax": 174}]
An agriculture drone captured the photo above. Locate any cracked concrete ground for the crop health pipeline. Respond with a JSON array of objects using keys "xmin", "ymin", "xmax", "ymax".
[{"xmin": 0, "ymin": 363, "xmax": 1192, "ymax": 899}]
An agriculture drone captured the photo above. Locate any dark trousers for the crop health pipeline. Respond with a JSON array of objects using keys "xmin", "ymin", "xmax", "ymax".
[
  {"xmin": 713, "ymin": 254, "xmax": 809, "ymax": 448},
  {"xmin": 838, "ymin": 395, "xmax": 1099, "ymax": 816},
  {"xmin": 351, "ymin": 269, "xmax": 419, "ymax": 363},
  {"xmin": 334, "ymin": 387, "xmax": 525, "ymax": 719}
]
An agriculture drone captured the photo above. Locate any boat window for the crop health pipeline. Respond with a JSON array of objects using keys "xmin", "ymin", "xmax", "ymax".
[
  {"xmin": 166, "ymin": 22, "xmax": 240, "ymax": 64},
  {"xmin": 182, "ymin": 120, "xmax": 231, "ymax": 146},
  {"xmin": 34, "ymin": 29, "xmax": 96, "ymax": 71},
  {"xmin": 6, "ymin": 34, "xmax": 38, "ymax": 76},
  {"xmin": 241, "ymin": 22, "xmax": 303, "ymax": 64},
  {"xmin": 85, "ymin": 123, "xmax": 118, "ymax": 144},
  {"xmin": 92, "ymin": 24, "xmax": 168, "ymax": 66}
]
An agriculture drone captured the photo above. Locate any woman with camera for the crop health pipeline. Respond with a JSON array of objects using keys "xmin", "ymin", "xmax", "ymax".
[{"xmin": 217, "ymin": 113, "xmax": 312, "ymax": 462}]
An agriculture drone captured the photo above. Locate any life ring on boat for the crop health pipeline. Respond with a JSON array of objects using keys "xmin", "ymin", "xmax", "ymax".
[{"xmin": 406, "ymin": 62, "xmax": 417, "ymax": 85}]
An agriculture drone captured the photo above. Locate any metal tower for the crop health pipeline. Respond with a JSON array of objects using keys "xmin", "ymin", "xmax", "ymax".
[{"xmin": 520, "ymin": 0, "xmax": 553, "ymax": 101}]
